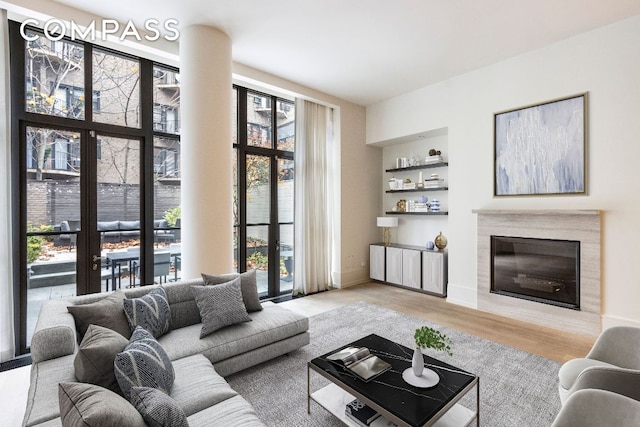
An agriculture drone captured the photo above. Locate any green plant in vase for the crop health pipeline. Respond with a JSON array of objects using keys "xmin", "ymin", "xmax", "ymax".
[
  {"xmin": 414, "ymin": 326, "xmax": 453, "ymax": 357},
  {"xmin": 409, "ymin": 326, "xmax": 453, "ymax": 384}
]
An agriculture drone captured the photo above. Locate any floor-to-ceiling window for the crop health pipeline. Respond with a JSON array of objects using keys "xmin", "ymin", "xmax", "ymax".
[
  {"xmin": 10, "ymin": 22, "xmax": 181, "ymax": 354},
  {"xmin": 233, "ymin": 86, "xmax": 295, "ymax": 298}
]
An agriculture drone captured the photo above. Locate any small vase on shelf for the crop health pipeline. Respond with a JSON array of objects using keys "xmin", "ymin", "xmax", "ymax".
[{"xmin": 434, "ymin": 231, "xmax": 448, "ymax": 250}]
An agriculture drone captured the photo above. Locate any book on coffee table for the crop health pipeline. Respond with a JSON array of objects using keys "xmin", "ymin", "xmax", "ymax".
[
  {"xmin": 326, "ymin": 346, "xmax": 391, "ymax": 382},
  {"xmin": 345, "ymin": 399, "xmax": 380, "ymax": 426}
]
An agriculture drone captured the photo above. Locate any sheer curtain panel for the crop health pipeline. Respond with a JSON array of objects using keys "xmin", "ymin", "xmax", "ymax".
[
  {"xmin": 0, "ymin": 9, "xmax": 15, "ymax": 362},
  {"xmin": 293, "ymin": 99, "xmax": 334, "ymax": 295}
]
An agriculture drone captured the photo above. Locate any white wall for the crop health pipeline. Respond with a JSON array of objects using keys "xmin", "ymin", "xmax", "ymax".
[{"xmin": 367, "ymin": 15, "xmax": 640, "ymax": 328}]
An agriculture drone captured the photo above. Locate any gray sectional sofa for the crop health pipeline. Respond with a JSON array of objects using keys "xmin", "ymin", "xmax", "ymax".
[{"xmin": 23, "ymin": 277, "xmax": 310, "ymax": 426}]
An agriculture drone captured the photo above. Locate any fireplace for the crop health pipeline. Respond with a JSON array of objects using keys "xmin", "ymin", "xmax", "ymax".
[{"xmin": 491, "ymin": 236, "xmax": 580, "ymax": 309}]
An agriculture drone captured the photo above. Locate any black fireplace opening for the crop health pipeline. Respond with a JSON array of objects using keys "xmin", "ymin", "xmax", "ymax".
[{"xmin": 491, "ymin": 236, "xmax": 580, "ymax": 310}]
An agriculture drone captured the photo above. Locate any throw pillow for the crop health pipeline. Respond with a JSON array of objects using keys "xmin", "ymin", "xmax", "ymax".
[
  {"xmin": 201, "ymin": 269, "xmax": 262, "ymax": 312},
  {"xmin": 130, "ymin": 386, "xmax": 189, "ymax": 427},
  {"xmin": 123, "ymin": 287, "xmax": 171, "ymax": 338},
  {"xmin": 191, "ymin": 277, "xmax": 252, "ymax": 338},
  {"xmin": 67, "ymin": 290, "xmax": 131, "ymax": 342},
  {"xmin": 58, "ymin": 382, "xmax": 146, "ymax": 427},
  {"xmin": 74, "ymin": 324, "xmax": 129, "ymax": 394},
  {"xmin": 114, "ymin": 326, "xmax": 175, "ymax": 401}
]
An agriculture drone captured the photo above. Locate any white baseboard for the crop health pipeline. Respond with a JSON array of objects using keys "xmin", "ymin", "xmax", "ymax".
[
  {"xmin": 602, "ymin": 314, "xmax": 640, "ymax": 329},
  {"xmin": 332, "ymin": 270, "xmax": 369, "ymax": 289},
  {"xmin": 445, "ymin": 282, "xmax": 478, "ymax": 309}
]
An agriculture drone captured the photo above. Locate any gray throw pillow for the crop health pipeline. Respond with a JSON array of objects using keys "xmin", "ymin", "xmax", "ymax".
[
  {"xmin": 130, "ymin": 386, "xmax": 189, "ymax": 427},
  {"xmin": 74, "ymin": 324, "xmax": 129, "ymax": 395},
  {"xmin": 114, "ymin": 326, "xmax": 175, "ymax": 401},
  {"xmin": 191, "ymin": 277, "xmax": 252, "ymax": 338},
  {"xmin": 123, "ymin": 287, "xmax": 171, "ymax": 338},
  {"xmin": 67, "ymin": 290, "xmax": 131, "ymax": 342},
  {"xmin": 201, "ymin": 269, "xmax": 262, "ymax": 312},
  {"xmin": 58, "ymin": 382, "xmax": 146, "ymax": 427}
]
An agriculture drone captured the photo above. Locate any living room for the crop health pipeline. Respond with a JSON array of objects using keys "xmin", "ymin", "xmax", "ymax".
[{"xmin": 1, "ymin": 1, "xmax": 640, "ymax": 426}]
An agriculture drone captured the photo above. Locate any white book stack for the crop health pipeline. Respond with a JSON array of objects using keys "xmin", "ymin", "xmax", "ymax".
[
  {"xmin": 424, "ymin": 179, "xmax": 444, "ymax": 188},
  {"xmin": 413, "ymin": 202, "xmax": 429, "ymax": 212},
  {"xmin": 424, "ymin": 155, "xmax": 443, "ymax": 164}
]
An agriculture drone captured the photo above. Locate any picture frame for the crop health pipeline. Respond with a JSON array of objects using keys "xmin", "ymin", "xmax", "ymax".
[{"xmin": 494, "ymin": 93, "xmax": 587, "ymax": 196}]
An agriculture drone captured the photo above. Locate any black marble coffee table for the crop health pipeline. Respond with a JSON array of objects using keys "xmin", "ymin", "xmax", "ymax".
[{"xmin": 308, "ymin": 334, "xmax": 479, "ymax": 427}]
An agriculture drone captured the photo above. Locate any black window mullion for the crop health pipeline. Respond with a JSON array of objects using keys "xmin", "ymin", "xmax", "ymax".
[{"xmin": 238, "ymin": 87, "xmax": 248, "ymax": 273}]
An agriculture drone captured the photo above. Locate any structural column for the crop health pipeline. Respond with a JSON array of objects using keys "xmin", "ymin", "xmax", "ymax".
[{"xmin": 179, "ymin": 25, "xmax": 233, "ymax": 277}]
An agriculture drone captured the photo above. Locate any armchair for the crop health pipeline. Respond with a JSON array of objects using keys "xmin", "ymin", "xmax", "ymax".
[
  {"xmin": 551, "ymin": 389, "xmax": 640, "ymax": 427},
  {"xmin": 558, "ymin": 326, "xmax": 640, "ymax": 404}
]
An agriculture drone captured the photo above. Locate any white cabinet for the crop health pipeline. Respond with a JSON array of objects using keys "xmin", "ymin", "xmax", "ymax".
[
  {"xmin": 385, "ymin": 246, "xmax": 403, "ymax": 285},
  {"xmin": 422, "ymin": 251, "xmax": 447, "ymax": 296},
  {"xmin": 369, "ymin": 245, "xmax": 385, "ymax": 281},
  {"xmin": 370, "ymin": 244, "xmax": 447, "ymax": 297},
  {"xmin": 402, "ymin": 249, "xmax": 422, "ymax": 289}
]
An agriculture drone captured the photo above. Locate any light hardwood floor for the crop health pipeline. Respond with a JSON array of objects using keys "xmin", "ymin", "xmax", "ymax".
[{"xmin": 281, "ymin": 281, "xmax": 595, "ymax": 363}]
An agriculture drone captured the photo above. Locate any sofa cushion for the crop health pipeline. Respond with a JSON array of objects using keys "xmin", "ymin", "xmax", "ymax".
[
  {"xmin": 123, "ymin": 287, "xmax": 171, "ymax": 338},
  {"xmin": 114, "ymin": 327, "xmax": 175, "ymax": 401},
  {"xmin": 192, "ymin": 278, "xmax": 252, "ymax": 338},
  {"xmin": 202, "ymin": 269, "xmax": 262, "ymax": 312},
  {"xmin": 118, "ymin": 220, "xmax": 140, "ymax": 230},
  {"xmin": 67, "ymin": 290, "xmax": 131, "ymax": 342},
  {"xmin": 74, "ymin": 324, "xmax": 128, "ymax": 394},
  {"xmin": 97, "ymin": 220, "xmax": 120, "ymax": 231},
  {"xmin": 130, "ymin": 387, "xmax": 189, "ymax": 427},
  {"xmin": 186, "ymin": 395, "xmax": 265, "ymax": 427},
  {"xmin": 58, "ymin": 382, "xmax": 146, "ymax": 427},
  {"xmin": 158, "ymin": 304, "xmax": 309, "ymax": 364},
  {"xmin": 169, "ymin": 354, "xmax": 237, "ymax": 417}
]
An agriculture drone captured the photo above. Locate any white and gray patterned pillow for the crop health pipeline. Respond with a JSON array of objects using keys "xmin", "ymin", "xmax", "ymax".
[
  {"xmin": 130, "ymin": 386, "xmax": 189, "ymax": 427},
  {"xmin": 114, "ymin": 327, "xmax": 175, "ymax": 401},
  {"xmin": 191, "ymin": 277, "xmax": 252, "ymax": 338},
  {"xmin": 123, "ymin": 287, "xmax": 171, "ymax": 338}
]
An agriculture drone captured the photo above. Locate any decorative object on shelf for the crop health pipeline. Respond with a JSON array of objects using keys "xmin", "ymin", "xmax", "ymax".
[
  {"xmin": 495, "ymin": 93, "xmax": 586, "ymax": 196},
  {"xmin": 376, "ymin": 217, "xmax": 398, "ymax": 246},
  {"xmin": 429, "ymin": 199, "xmax": 441, "ymax": 212},
  {"xmin": 428, "ymin": 149, "xmax": 442, "ymax": 156},
  {"xmin": 425, "ymin": 241, "xmax": 435, "ymax": 250},
  {"xmin": 434, "ymin": 231, "xmax": 447, "ymax": 250},
  {"xmin": 408, "ymin": 153, "xmax": 421, "ymax": 167},
  {"xmin": 403, "ymin": 326, "xmax": 453, "ymax": 388},
  {"xmin": 396, "ymin": 199, "xmax": 406, "ymax": 212},
  {"xmin": 417, "ymin": 171, "xmax": 424, "ymax": 188}
]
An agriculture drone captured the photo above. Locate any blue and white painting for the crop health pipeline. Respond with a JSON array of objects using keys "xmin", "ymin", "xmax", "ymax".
[{"xmin": 495, "ymin": 95, "xmax": 585, "ymax": 196}]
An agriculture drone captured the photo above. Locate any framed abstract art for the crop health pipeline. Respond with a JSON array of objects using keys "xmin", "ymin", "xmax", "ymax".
[{"xmin": 494, "ymin": 93, "xmax": 587, "ymax": 196}]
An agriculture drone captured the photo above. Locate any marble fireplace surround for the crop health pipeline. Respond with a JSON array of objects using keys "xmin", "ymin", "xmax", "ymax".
[{"xmin": 473, "ymin": 209, "xmax": 601, "ymax": 338}]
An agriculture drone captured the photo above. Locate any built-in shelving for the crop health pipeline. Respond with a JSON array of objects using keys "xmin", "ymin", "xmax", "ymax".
[
  {"xmin": 386, "ymin": 187, "xmax": 448, "ymax": 193},
  {"xmin": 385, "ymin": 211, "xmax": 448, "ymax": 216},
  {"xmin": 385, "ymin": 162, "xmax": 448, "ymax": 173}
]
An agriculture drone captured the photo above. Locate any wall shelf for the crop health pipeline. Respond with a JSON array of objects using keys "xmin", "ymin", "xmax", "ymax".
[
  {"xmin": 386, "ymin": 187, "xmax": 448, "ymax": 193},
  {"xmin": 385, "ymin": 162, "xmax": 448, "ymax": 173},
  {"xmin": 385, "ymin": 211, "xmax": 448, "ymax": 216}
]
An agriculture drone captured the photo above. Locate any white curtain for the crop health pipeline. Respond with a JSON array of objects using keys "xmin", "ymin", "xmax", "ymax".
[
  {"xmin": 0, "ymin": 9, "xmax": 15, "ymax": 362},
  {"xmin": 293, "ymin": 99, "xmax": 334, "ymax": 295}
]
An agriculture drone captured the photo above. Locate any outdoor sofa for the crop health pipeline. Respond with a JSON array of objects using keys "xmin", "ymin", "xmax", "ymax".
[{"xmin": 23, "ymin": 272, "xmax": 309, "ymax": 426}]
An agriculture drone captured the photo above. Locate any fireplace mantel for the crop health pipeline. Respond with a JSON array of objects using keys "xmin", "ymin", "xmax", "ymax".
[
  {"xmin": 472, "ymin": 209, "xmax": 600, "ymax": 216},
  {"xmin": 474, "ymin": 209, "xmax": 601, "ymax": 337}
]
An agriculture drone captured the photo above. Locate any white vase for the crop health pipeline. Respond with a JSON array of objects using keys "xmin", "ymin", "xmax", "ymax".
[{"xmin": 412, "ymin": 347, "xmax": 424, "ymax": 377}]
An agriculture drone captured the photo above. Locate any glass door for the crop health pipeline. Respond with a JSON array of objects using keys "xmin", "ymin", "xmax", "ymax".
[{"xmin": 234, "ymin": 88, "xmax": 295, "ymax": 298}]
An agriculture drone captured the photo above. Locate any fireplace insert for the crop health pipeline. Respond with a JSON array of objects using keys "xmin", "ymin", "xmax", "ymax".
[{"xmin": 491, "ymin": 236, "xmax": 580, "ymax": 309}]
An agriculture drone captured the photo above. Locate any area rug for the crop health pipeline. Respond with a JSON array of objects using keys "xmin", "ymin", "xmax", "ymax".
[{"xmin": 227, "ymin": 301, "xmax": 562, "ymax": 426}]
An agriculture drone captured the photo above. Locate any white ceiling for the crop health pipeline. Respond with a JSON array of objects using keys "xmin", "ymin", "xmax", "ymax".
[{"xmin": 41, "ymin": 0, "xmax": 640, "ymax": 105}]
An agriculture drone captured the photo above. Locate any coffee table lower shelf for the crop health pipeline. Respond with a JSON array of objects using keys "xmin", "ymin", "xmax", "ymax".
[{"xmin": 310, "ymin": 382, "xmax": 476, "ymax": 427}]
